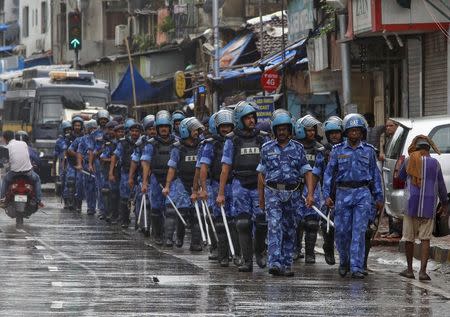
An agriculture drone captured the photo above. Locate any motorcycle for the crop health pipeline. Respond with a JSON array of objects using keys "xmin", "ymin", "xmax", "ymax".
[
  {"xmin": 4, "ymin": 175, "xmax": 38, "ymax": 227},
  {"xmin": 0, "ymin": 146, "xmax": 38, "ymax": 227}
]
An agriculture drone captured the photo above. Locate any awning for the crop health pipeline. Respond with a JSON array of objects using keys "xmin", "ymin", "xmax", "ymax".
[
  {"xmin": 0, "ymin": 24, "xmax": 9, "ymax": 31},
  {"xmin": 219, "ymin": 33, "xmax": 254, "ymax": 67},
  {"xmin": 0, "ymin": 45, "xmax": 15, "ymax": 53},
  {"xmin": 24, "ymin": 53, "xmax": 53, "ymax": 68},
  {"xmin": 111, "ymin": 65, "xmax": 173, "ymax": 105}
]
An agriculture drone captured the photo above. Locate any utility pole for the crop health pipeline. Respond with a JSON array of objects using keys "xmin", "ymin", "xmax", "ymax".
[
  {"xmin": 338, "ymin": 13, "xmax": 352, "ymax": 108},
  {"xmin": 212, "ymin": 0, "xmax": 220, "ymax": 112}
]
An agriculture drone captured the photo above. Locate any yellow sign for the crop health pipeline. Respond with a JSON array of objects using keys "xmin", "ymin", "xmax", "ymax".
[{"xmin": 174, "ymin": 71, "xmax": 186, "ymax": 98}]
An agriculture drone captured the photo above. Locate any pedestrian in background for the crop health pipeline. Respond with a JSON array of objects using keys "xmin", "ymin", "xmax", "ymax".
[{"xmin": 398, "ymin": 135, "xmax": 448, "ymax": 281}]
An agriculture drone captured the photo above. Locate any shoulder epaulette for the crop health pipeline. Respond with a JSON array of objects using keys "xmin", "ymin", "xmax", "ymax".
[
  {"xmin": 259, "ymin": 130, "xmax": 269, "ymax": 137},
  {"xmin": 173, "ymin": 141, "xmax": 181, "ymax": 148},
  {"xmin": 261, "ymin": 139, "xmax": 275, "ymax": 148},
  {"xmin": 332, "ymin": 142, "xmax": 345, "ymax": 150},
  {"xmin": 362, "ymin": 142, "xmax": 377, "ymax": 151}
]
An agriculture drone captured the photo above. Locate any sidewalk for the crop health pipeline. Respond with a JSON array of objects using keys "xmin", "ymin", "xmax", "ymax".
[{"xmin": 398, "ymin": 235, "xmax": 450, "ymax": 263}]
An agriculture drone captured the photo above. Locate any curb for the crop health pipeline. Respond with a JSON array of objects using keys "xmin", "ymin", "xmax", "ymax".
[{"xmin": 398, "ymin": 240, "xmax": 450, "ymax": 263}]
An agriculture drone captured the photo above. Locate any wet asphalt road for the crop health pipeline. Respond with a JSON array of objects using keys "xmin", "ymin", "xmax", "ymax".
[{"xmin": 0, "ymin": 193, "xmax": 449, "ymax": 316}]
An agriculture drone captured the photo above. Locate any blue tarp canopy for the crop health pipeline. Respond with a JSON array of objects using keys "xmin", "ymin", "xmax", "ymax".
[
  {"xmin": 24, "ymin": 54, "xmax": 53, "ymax": 68},
  {"xmin": 0, "ymin": 45, "xmax": 14, "ymax": 53},
  {"xmin": 0, "ymin": 24, "xmax": 9, "ymax": 31},
  {"xmin": 112, "ymin": 65, "xmax": 172, "ymax": 105}
]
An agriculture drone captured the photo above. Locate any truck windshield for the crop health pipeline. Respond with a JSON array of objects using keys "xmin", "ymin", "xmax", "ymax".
[{"xmin": 37, "ymin": 87, "xmax": 109, "ymax": 124}]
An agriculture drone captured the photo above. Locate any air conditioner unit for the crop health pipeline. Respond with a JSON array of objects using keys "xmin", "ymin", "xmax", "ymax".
[
  {"xmin": 326, "ymin": 0, "xmax": 348, "ymax": 9},
  {"xmin": 115, "ymin": 24, "xmax": 129, "ymax": 47}
]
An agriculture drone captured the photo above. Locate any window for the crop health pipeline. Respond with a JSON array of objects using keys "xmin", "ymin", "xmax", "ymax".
[
  {"xmin": 41, "ymin": 2, "xmax": 47, "ymax": 33},
  {"xmin": 39, "ymin": 96, "xmax": 63, "ymax": 124},
  {"xmin": 386, "ymin": 126, "xmax": 409, "ymax": 159},
  {"xmin": 429, "ymin": 125, "xmax": 450, "ymax": 154},
  {"xmin": 22, "ymin": 6, "xmax": 29, "ymax": 37},
  {"xmin": 106, "ymin": 11, "xmax": 127, "ymax": 40}
]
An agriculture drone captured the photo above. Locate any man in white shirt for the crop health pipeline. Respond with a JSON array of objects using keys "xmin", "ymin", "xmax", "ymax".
[{"xmin": 0, "ymin": 131, "xmax": 43, "ymax": 207}]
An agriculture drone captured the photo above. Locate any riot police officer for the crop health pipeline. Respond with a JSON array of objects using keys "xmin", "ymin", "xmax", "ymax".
[
  {"xmin": 141, "ymin": 110, "xmax": 177, "ymax": 245},
  {"xmin": 110, "ymin": 119, "xmax": 142, "ymax": 228},
  {"xmin": 199, "ymin": 109, "xmax": 237, "ymax": 267},
  {"xmin": 66, "ymin": 117, "xmax": 85, "ymax": 211},
  {"xmin": 101, "ymin": 123, "xmax": 125, "ymax": 223},
  {"xmin": 172, "ymin": 110, "xmax": 185, "ymax": 139},
  {"xmin": 217, "ymin": 101, "xmax": 270, "ymax": 272},
  {"xmin": 257, "ymin": 110, "xmax": 315, "ymax": 276},
  {"xmin": 54, "ymin": 121, "xmax": 72, "ymax": 207},
  {"xmin": 321, "ymin": 116, "xmax": 344, "ymax": 265},
  {"xmin": 294, "ymin": 115, "xmax": 325, "ymax": 264},
  {"xmin": 323, "ymin": 113, "xmax": 383, "ymax": 279},
  {"xmin": 162, "ymin": 117, "xmax": 204, "ymax": 251}
]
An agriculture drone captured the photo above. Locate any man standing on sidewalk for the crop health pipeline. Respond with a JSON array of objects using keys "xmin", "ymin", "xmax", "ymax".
[{"xmin": 398, "ymin": 135, "xmax": 448, "ymax": 281}]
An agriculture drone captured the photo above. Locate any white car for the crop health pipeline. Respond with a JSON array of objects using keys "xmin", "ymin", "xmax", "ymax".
[{"xmin": 383, "ymin": 116, "xmax": 450, "ymax": 235}]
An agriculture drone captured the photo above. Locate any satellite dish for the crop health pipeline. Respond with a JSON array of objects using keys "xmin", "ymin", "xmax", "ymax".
[{"xmin": 203, "ymin": 0, "xmax": 225, "ymax": 14}]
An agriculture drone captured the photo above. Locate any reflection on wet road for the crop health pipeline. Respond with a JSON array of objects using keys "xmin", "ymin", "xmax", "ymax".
[{"xmin": 0, "ymin": 195, "xmax": 448, "ymax": 316}]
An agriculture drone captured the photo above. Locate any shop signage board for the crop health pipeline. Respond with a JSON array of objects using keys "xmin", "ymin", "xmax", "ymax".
[
  {"xmin": 174, "ymin": 71, "xmax": 186, "ymax": 98},
  {"xmin": 253, "ymin": 96, "xmax": 275, "ymax": 123},
  {"xmin": 261, "ymin": 69, "xmax": 281, "ymax": 93}
]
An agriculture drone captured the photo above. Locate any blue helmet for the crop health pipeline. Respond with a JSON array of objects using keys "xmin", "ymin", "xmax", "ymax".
[
  {"xmin": 324, "ymin": 116, "xmax": 343, "ymax": 132},
  {"xmin": 71, "ymin": 116, "xmax": 84, "ymax": 127},
  {"xmin": 96, "ymin": 109, "xmax": 110, "ymax": 123},
  {"xmin": 85, "ymin": 119, "xmax": 98, "ymax": 131},
  {"xmin": 215, "ymin": 109, "xmax": 234, "ymax": 129},
  {"xmin": 60, "ymin": 120, "xmax": 72, "ymax": 132},
  {"xmin": 343, "ymin": 113, "xmax": 368, "ymax": 133},
  {"xmin": 294, "ymin": 119, "xmax": 306, "ymax": 140},
  {"xmin": 124, "ymin": 118, "xmax": 136, "ymax": 130},
  {"xmin": 179, "ymin": 117, "xmax": 204, "ymax": 139},
  {"xmin": 234, "ymin": 101, "xmax": 257, "ymax": 130},
  {"xmin": 172, "ymin": 110, "xmax": 185, "ymax": 123},
  {"xmin": 271, "ymin": 111, "xmax": 293, "ymax": 134},
  {"xmin": 155, "ymin": 110, "xmax": 172, "ymax": 129},
  {"xmin": 129, "ymin": 122, "xmax": 143, "ymax": 131},
  {"xmin": 143, "ymin": 115, "xmax": 155, "ymax": 130},
  {"xmin": 208, "ymin": 113, "xmax": 217, "ymax": 135}
]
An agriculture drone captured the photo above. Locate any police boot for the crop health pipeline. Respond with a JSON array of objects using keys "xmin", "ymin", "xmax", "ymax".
[
  {"xmin": 63, "ymin": 198, "xmax": 70, "ymax": 210},
  {"xmin": 293, "ymin": 223, "xmax": 304, "ymax": 261},
  {"xmin": 190, "ymin": 223, "xmax": 203, "ymax": 251},
  {"xmin": 120, "ymin": 199, "xmax": 130, "ymax": 228},
  {"xmin": 151, "ymin": 212, "xmax": 164, "ymax": 245},
  {"xmin": 363, "ymin": 229, "xmax": 373, "ymax": 275},
  {"xmin": 305, "ymin": 218, "xmax": 319, "ymax": 264},
  {"xmin": 164, "ymin": 208, "xmax": 177, "ymax": 248},
  {"xmin": 208, "ymin": 224, "xmax": 218, "ymax": 261},
  {"xmin": 236, "ymin": 215, "xmax": 253, "ymax": 272},
  {"xmin": 216, "ymin": 221, "xmax": 229, "ymax": 267},
  {"xmin": 229, "ymin": 220, "xmax": 242, "ymax": 266},
  {"xmin": 75, "ymin": 198, "xmax": 82, "ymax": 213},
  {"xmin": 322, "ymin": 226, "xmax": 336, "ymax": 265},
  {"xmin": 100, "ymin": 188, "xmax": 110, "ymax": 220},
  {"xmin": 254, "ymin": 214, "xmax": 267, "ymax": 269},
  {"xmin": 175, "ymin": 209, "xmax": 188, "ymax": 247},
  {"xmin": 109, "ymin": 192, "xmax": 120, "ymax": 224}
]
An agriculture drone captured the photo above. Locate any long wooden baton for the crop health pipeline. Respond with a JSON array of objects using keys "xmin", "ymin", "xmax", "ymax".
[
  {"xmin": 203, "ymin": 201, "xmax": 218, "ymax": 242},
  {"xmin": 220, "ymin": 205, "xmax": 235, "ymax": 257},
  {"xmin": 201, "ymin": 201, "xmax": 211, "ymax": 245},
  {"xmin": 137, "ymin": 193, "xmax": 144, "ymax": 228},
  {"xmin": 159, "ymin": 184, "xmax": 187, "ymax": 226},
  {"xmin": 194, "ymin": 201, "xmax": 207, "ymax": 244}
]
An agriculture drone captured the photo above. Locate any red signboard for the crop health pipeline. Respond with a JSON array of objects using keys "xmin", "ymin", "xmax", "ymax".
[{"xmin": 260, "ymin": 69, "xmax": 281, "ymax": 93}]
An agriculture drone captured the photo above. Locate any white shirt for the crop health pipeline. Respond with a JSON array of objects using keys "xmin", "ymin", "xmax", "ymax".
[{"xmin": 6, "ymin": 140, "xmax": 33, "ymax": 172}]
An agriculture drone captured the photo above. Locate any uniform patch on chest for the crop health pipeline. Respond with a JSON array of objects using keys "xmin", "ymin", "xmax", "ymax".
[
  {"xmin": 338, "ymin": 154, "xmax": 350, "ymax": 159},
  {"xmin": 185, "ymin": 155, "xmax": 197, "ymax": 162},
  {"xmin": 240, "ymin": 147, "xmax": 260, "ymax": 155},
  {"xmin": 306, "ymin": 154, "xmax": 316, "ymax": 161}
]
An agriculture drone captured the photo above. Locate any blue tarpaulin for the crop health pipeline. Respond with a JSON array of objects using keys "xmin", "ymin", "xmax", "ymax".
[
  {"xmin": 0, "ymin": 24, "xmax": 9, "ymax": 31},
  {"xmin": 112, "ymin": 65, "xmax": 173, "ymax": 105},
  {"xmin": 24, "ymin": 54, "xmax": 53, "ymax": 68}
]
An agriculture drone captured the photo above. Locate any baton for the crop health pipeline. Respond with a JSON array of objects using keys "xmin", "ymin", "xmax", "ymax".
[
  {"xmin": 159, "ymin": 184, "xmax": 187, "ymax": 226},
  {"xmin": 201, "ymin": 201, "xmax": 211, "ymax": 245},
  {"xmin": 81, "ymin": 169, "xmax": 96, "ymax": 178},
  {"xmin": 327, "ymin": 208, "xmax": 331, "ymax": 234},
  {"xmin": 143, "ymin": 194, "xmax": 148, "ymax": 230},
  {"xmin": 137, "ymin": 193, "xmax": 144, "ymax": 229},
  {"xmin": 194, "ymin": 201, "xmax": 207, "ymax": 244},
  {"xmin": 302, "ymin": 196, "xmax": 335, "ymax": 228},
  {"xmin": 202, "ymin": 200, "xmax": 218, "ymax": 242},
  {"xmin": 220, "ymin": 205, "xmax": 235, "ymax": 257}
]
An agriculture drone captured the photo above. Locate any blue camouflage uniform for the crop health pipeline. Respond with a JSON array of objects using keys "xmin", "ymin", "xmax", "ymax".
[
  {"xmin": 68, "ymin": 135, "xmax": 85, "ymax": 202},
  {"xmin": 200, "ymin": 139, "xmax": 234, "ymax": 218},
  {"xmin": 78, "ymin": 132, "xmax": 96, "ymax": 212},
  {"xmin": 113, "ymin": 137, "xmax": 136, "ymax": 199},
  {"xmin": 167, "ymin": 143, "xmax": 195, "ymax": 209},
  {"xmin": 100, "ymin": 137, "xmax": 120, "ymax": 220},
  {"xmin": 257, "ymin": 139, "xmax": 311, "ymax": 271},
  {"xmin": 323, "ymin": 140, "xmax": 383, "ymax": 274},
  {"xmin": 54, "ymin": 135, "xmax": 68, "ymax": 197},
  {"xmin": 131, "ymin": 135, "xmax": 147, "ymax": 222},
  {"xmin": 90, "ymin": 129, "xmax": 106, "ymax": 214}
]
